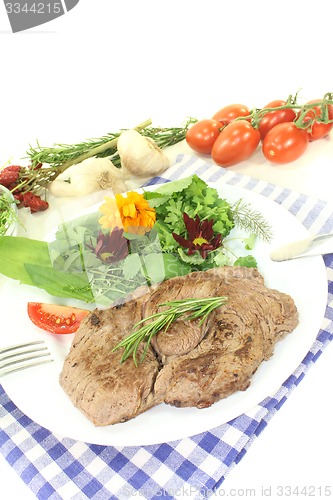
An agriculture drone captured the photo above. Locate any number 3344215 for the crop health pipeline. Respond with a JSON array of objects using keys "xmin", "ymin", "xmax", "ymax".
[{"xmin": 5, "ymin": 3, "xmax": 62, "ymax": 14}]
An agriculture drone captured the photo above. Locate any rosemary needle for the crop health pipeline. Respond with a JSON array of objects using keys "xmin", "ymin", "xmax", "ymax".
[{"xmin": 113, "ymin": 296, "xmax": 228, "ymax": 366}]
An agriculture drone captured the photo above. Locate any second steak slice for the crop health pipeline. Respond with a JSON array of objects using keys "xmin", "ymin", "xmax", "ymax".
[{"xmin": 153, "ymin": 267, "xmax": 298, "ymax": 408}]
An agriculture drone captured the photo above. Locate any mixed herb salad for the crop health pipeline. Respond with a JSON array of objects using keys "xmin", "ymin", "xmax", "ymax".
[
  {"xmin": 0, "ymin": 186, "xmax": 18, "ymax": 236},
  {"xmin": 0, "ymin": 175, "xmax": 272, "ymax": 307}
]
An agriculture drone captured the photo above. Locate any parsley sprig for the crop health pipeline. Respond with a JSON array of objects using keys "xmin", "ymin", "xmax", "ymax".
[{"xmin": 113, "ymin": 296, "xmax": 228, "ymax": 365}]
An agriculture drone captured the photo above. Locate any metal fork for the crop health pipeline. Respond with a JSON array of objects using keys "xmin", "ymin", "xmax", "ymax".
[{"xmin": 0, "ymin": 340, "xmax": 53, "ymax": 377}]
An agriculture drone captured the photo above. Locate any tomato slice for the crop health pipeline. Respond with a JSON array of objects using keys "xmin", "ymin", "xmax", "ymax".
[{"xmin": 27, "ymin": 302, "xmax": 89, "ymax": 334}]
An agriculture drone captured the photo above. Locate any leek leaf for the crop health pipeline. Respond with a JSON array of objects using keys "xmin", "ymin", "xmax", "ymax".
[{"xmin": 0, "ymin": 236, "xmax": 52, "ymax": 285}]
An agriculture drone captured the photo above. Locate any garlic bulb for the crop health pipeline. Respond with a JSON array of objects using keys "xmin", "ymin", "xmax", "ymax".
[
  {"xmin": 117, "ymin": 129, "xmax": 170, "ymax": 179},
  {"xmin": 48, "ymin": 158, "xmax": 127, "ymax": 197}
]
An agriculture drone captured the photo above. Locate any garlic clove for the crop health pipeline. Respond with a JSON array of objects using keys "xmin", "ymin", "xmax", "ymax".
[
  {"xmin": 48, "ymin": 157, "xmax": 127, "ymax": 197},
  {"xmin": 47, "ymin": 179, "xmax": 74, "ymax": 197},
  {"xmin": 117, "ymin": 129, "xmax": 170, "ymax": 179}
]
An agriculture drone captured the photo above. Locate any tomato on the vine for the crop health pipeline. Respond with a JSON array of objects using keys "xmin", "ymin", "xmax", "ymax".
[
  {"xmin": 262, "ymin": 122, "xmax": 309, "ymax": 164},
  {"xmin": 299, "ymin": 99, "xmax": 333, "ymax": 141},
  {"xmin": 27, "ymin": 302, "xmax": 89, "ymax": 334},
  {"xmin": 212, "ymin": 103, "xmax": 251, "ymax": 124},
  {"xmin": 258, "ymin": 100, "xmax": 297, "ymax": 140},
  {"xmin": 185, "ymin": 119, "xmax": 222, "ymax": 154},
  {"xmin": 211, "ymin": 120, "xmax": 261, "ymax": 167}
]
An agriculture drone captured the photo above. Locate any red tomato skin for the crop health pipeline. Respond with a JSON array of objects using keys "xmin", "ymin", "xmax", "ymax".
[
  {"xmin": 301, "ymin": 100, "xmax": 333, "ymax": 141},
  {"xmin": 262, "ymin": 122, "xmax": 309, "ymax": 164},
  {"xmin": 211, "ymin": 120, "xmax": 261, "ymax": 167},
  {"xmin": 27, "ymin": 302, "xmax": 89, "ymax": 334},
  {"xmin": 185, "ymin": 119, "xmax": 222, "ymax": 154},
  {"xmin": 212, "ymin": 104, "xmax": 251, "ymax": 124},
  {"xmin": 258, "ymin": 100, "xmax": 297, "ymax": 139}
]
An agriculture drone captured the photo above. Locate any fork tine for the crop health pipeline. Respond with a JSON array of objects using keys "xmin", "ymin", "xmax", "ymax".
[
  {"xmin": 0, "ymin": 340, "xmax": 53, "ymax": 378},
  {"xmin": 0, "ymin": 346, "xmax": 47, "ymax": 363},
  {"xmin": 0, "ymin": 340, "xmax": 45, "ymax": 355},
  {"xmin": 0, "ymin": 351, "xmax": 51, "ymax": 370},
  {"xmin": 0, "ymin": 358, "xmax": 53, "ymax": 377}
]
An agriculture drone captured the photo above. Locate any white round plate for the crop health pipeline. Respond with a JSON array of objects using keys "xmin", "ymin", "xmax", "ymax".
[{"xmin": 0, "ymin": 183, "xmax": 328, "ymax": 446}]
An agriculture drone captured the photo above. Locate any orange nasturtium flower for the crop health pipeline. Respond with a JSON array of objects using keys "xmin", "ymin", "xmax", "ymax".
[{"xmin": 99, "ymin": 191, "xmax": 156, "ymax": 235}]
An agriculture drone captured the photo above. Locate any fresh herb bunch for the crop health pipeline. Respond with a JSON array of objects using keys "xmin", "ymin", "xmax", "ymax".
[
  {"xmin": 113, "ymin": 296, "xmax": 228, "ymax": 365},
  {"xmin": 26, "ymin": 118, "xmax": 197, "ymax": 172},
  {"xmin": 47, "ymin": 175, "xmax": 271, "ymax": 304},
  {"xmin": 0, "ymin": 175, "xmax": 272, "ymax": 306},
  {"xmin": 9, "ymin": 118, "xmax": 196, "ymax": 202},
  {"xmin": 144, "ymin": 175, "xmax": 271, "ymax": 268},
  {"xmin": 48, "ymin": 213, "xmax": 188, "ymax": 306},
  {"xmin": 0, "ymin": 189, "xmax": 18, "ymax": 236},
  {"xmin": 144, "ymin": 175, "xmax": 235, "ymax": 246}
]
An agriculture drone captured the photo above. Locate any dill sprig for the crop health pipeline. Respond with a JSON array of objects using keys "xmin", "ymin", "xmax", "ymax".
[
  {"xmin": 113, "ymin": 295, "xmax": 227, "ymax": 366},
  {"xmin": 231, "ymin": 199, "xmax": 273, "ymax": 242}
]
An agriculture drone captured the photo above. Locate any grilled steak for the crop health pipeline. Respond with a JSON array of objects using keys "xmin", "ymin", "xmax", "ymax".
[
  {"xmin": 59, "ymin": 295, "xmax": 160, "ymax": 425},
  {"xmin": 59, "ymin": 266, "xmax": 298, "ymax": 426}
]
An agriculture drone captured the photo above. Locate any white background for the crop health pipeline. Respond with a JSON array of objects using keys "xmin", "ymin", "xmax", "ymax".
[{"xmin": 1, "ymin": 0, "xmax": 333, "ymax": 498}]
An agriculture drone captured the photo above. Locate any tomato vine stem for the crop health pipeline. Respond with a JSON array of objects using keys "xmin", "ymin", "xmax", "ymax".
[{"xmin": 234, "ymin": 92, "xmax": 333, "ymax": 131}]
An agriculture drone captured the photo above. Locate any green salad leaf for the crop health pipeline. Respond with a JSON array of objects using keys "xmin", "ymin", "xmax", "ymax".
[
  {"xmin": 243, "ymin": 233, "xmax": 257, "ymax": 250},
  {"xmin": 234, "ymin": 255, "xmax": 258, "ymax": 268},
  {"xmin": 144, "ymin": 175, "xmax": 235, "ymax": 254},
  {"xmin": 144, "ymin": 176, "xmax": 193, "ymax": 198},
  {"xmin": 0, "ymin": 236, "xmax": 52, "ymax": 285},
  {"xmin": 25, "ymin": 264, "xmax": 94, "ymax": 301}
]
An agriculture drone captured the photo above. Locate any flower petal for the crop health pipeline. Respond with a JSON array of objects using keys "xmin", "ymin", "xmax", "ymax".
[
  {"xmin": 173, "ymin": 213, "xmax": 223, "ymax": 259},
  {"xmin": 172, "ymin": 232, "xmax": 192, "ymax": 249}
]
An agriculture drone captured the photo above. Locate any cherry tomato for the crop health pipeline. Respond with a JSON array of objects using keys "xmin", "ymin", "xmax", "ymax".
[
  {"xmin": 185, "ymin": 119, "xmax": 222, "ymax": 154},
  {"xmin": 211, "ymin": 120, "xmax": 261, "ymax": 167},
  {"xmin": 262, "ymin": 122, "xmax": 309, "ymax": 164},
  {"xmin": 258, "ymin": 100, "xmax": 297, "ymax": 139},
  {"xmin": 299, "ymin": 99, "xmax": 333, "ymax": 141},
  {"xmin": 212, "ymin": 103, "xmax": 251, "ymax": 124},
  {"xmin": 27, "ymin": 302, "xmax": 89, "ymax": 334}
]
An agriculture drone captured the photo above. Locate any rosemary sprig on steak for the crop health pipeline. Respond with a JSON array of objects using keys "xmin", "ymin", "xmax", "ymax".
[{"xmin": 113, "ymin": 296, "xmax": 228, "ymax": 365}]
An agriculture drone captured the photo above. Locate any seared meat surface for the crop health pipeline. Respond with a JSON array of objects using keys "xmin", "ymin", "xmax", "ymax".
[
  {"xmin": 59, "ymin": 266, "xmax": 298, "ymax": 426},
  {"xmin": 59, "ymin": 296, "xmax": 159, "ymax": 425}
]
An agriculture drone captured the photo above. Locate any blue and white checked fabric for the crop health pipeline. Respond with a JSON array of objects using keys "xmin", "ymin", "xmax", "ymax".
[{"xmin": 1, "ymin": 154, "xmax": 333, "ymax": 500}]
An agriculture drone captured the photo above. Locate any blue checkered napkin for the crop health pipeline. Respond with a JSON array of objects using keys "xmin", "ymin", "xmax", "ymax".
[{"xmin": 1, "ymin": 154, "xmax": 333, "ymax": 500}]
